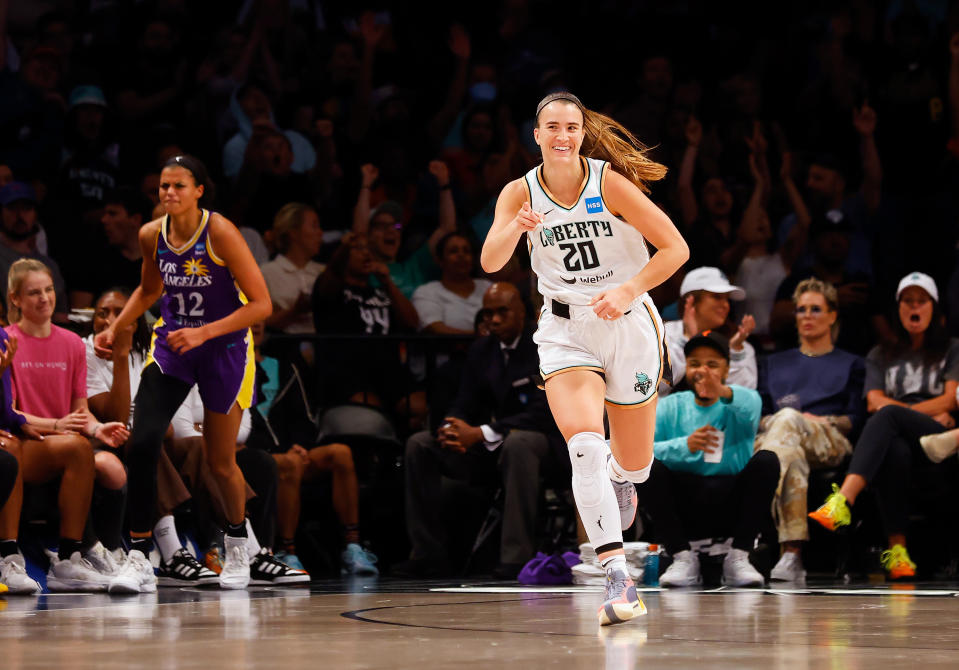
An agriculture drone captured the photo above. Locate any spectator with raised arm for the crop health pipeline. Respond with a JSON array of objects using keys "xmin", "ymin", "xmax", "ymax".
[{"xmin": 351, "ymin": 160, "xmax": 456, "ymax": 298}]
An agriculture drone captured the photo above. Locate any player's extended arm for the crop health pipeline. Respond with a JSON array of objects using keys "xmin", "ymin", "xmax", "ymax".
[
  {"xmin": 603, "ymin": 170, "xmax": 689, "ymax": 299},
  {"xmin": 480, "ymin": 179, "xmax": 537, "ymax": 273}
]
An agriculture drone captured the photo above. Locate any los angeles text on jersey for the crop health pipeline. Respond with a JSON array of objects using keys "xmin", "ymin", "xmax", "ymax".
[
  {"xmin": 159, "ymin": 259, "xmax": 214, "ymax": 287},
  {"xmin": 538, "ymin": 220, "xmax": 614, "ymax": 247}
]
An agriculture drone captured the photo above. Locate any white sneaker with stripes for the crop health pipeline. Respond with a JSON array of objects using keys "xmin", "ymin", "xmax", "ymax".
[{"xmin": 157, "ymin": 548, "xmax": 220, "ymax": 586}]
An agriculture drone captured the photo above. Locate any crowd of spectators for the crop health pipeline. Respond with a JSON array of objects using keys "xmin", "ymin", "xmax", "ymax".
[{"xmin": 2, "ymin": 1, "xmax": 959, "ymax": 589}]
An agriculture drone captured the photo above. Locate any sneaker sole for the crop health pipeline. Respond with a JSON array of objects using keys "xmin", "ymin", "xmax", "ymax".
[
  {"xmin": 219, "ymin": 575, "xmax": 250, "ymax": 590},
  {"xmin": 721, "ymin": 577, "xmax": 765, "ymax": 587},
  {"xmin": 660, "ymin": 576, "xmax": 702, "ymax": 588},
  {"xmin": 598, "ymin": 597, "xmax": 647, "ymax": 626},
  {"xmin": 48, "ymin": 578, "xmax": 109, "ymax": 592},
  {"xmin": 157, "ymin": 575, "xmax": 220, "ymax": 587},
  {"xmin": 108, "ymin": 577, "xmax": 141, "ymax": 594},
  {"xmin": 250, "ymin": 573, "xmax": 311, "ymax": 585}
]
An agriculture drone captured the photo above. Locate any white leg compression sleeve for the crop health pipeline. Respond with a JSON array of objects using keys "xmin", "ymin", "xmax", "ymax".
[
  {"xmin": 607, "ymin": 453, "xmax": 653, "ymax": 484},
  {"xmin": 568, "ymin": 432, "xmax": 623, "ymax": 552}
]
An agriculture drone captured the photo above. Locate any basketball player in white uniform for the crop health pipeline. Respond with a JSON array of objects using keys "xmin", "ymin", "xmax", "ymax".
[{"xmin": 482, "ymin": 92, "xmax": 688, "ymax": 625}]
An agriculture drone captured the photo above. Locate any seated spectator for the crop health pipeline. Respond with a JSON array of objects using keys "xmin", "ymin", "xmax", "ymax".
[
  {"xmin": 396, "ymin": 282, "xmax": 565, "ymax": 579},
  {"xmin": 769, "ymin": 209, "xmax": 885, "ymax": 356},
  {"xmin": 311, "ymin": 232, "xmax": 420, "ymax": 412},
  {"xmin": 6, "ymin": 260, "xmax": 129, "ymax": 582},
  {"xmin": 84, "ymin": 288, "xmax": 219, "ymax": 586},
  {"xmin": 245, "ymin": 321, "xmax": 378, "ymax": 575},
  {"xmin": 261, "ymin": 203, "xmax": 325, "ymax": 335},
  {"xmin": 413, "ymin": 232, "xmax": 491, "ymax": 334},
  {"xmin": 636, "ymin": 331, "xmax": 777, "ymax": 587},
  {"xmin": 809, "ymin": 273, "xmax": 959, "ymax": 579},
  {"xmin": 664, "ymin": 267, "xmax": 757, "ymax": 393},
  {"xmin": 222, "ymin": 82, "xmax": 316, "ymax": 179},
  {"xmin": 755, "ymin": 279, "xmax": 865, "ymax": 582},
  {"xmin": 351, "ymin": 161, "xmax": 456, "ymax": 298},
  {"xmin": 0, "ymin": 182, "xmax": 66, "ymax": 322},
  {"xmin": 171, "ymin": 386, "xmax": 310, "ymax": 585},
  {"xmin": 70, "ymin": 187, "xmax": 153, "ymax": 308},
  {"xmin": 2, "ymin": 262, "xmax": 127, "ymax": 591}
]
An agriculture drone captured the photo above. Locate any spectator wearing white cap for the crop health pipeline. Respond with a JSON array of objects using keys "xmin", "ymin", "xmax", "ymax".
[
  {"xmin": 809, "ymin": 272, "xmax": 959, "ymax": 580},
  {"xmin": 662, "ymin": 266, "xmax": 757, "ymax": 394}
]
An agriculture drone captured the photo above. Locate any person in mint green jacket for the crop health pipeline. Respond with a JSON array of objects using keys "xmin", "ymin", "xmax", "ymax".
[{"xmin": 635, "ymin": 330, "xmax": 778, "ymax": 587}]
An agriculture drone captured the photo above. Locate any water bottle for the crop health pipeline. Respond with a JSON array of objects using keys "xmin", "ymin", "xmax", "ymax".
[{"xmin": 643, "ymin": 544, "xmax": 660, "ymax": 586}]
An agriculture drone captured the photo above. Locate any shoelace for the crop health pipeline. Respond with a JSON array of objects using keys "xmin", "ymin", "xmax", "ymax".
[
  {"xmin": 880, "ymin": 545, "xmax": 916, "ymax": 570},
  {"xmin": 613, "ymin": 481, "xmax": 634, "ymax": 507},
  {"xmin": 822, "ymin": 484, "xmax": 847, "ymax": 517},
  {"xmin": 605, "ymin": 570, "xmax": 630, "ymax": 598}
]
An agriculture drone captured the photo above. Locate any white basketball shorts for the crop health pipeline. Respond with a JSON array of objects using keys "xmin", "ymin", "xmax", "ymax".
[{"xmin": 534, "ymin": 296, "xmax": 671, "ymax": 407}]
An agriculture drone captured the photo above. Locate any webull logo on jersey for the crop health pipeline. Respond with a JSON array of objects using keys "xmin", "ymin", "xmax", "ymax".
[
  {"xmin": 538, "ymin": 220, "xmax": 613, "ymax": 247},
  {"xmin": 584, "ymin": 197, "xmax": 603, "ymax": 214}
]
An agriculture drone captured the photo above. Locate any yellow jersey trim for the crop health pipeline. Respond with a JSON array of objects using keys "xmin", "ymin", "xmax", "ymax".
[{"xmin": 162, "ymin": 209, "xmax": 209, "ymax": 256}]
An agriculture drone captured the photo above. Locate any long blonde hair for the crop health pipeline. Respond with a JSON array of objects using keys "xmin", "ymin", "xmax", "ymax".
[
  {"xmin": 535, "ymin": 91, "xmax": 667, "ymax": 194},
  {"xmin": 8, "ymin": 258, "xmax": 54, "ymax": 324}
]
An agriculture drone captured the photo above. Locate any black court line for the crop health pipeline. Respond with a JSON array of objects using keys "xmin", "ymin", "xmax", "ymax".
[
  {"xmin": 341, "ymin": 595, "xmax": 598, "ymax": 638},
  {"xmin": 341, "ymin": 594, "xmax": 959, "ymax": 651}
]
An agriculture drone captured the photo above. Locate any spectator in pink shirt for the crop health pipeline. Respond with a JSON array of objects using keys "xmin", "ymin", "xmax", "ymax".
[{"xmin": 5, "ymin": 259, "xmax": 128, "ymax": 588}]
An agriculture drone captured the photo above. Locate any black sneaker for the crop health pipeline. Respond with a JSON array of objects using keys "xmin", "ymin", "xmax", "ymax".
[
  {"xmin": 157, "ymin": 548, "xmax": 220, "ymax": 586},
  {"xmin": 249, "ymin": 548, "xmax": 310, "ymax": 585}
]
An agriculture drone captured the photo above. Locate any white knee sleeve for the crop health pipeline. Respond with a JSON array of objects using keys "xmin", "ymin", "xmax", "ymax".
[
  {"xmin": 608, "ymin": 454, "xmax": 653, "ymax": 484},
  {"xmin": 568, "ymin": 432, "xmax": 608, "ymax": 507}
]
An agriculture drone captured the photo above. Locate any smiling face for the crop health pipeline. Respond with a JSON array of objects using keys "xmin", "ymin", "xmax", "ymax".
[
  {"xmin": 685, "ymin": 345, "xmax": 729, "ymax": 402},
  {"xmin": 12, "ymin": 270, "xmax": 55, "ymax": 325},
  {"xmin": 159, "ymin": 165, "xmax": 203, "ymax": 217},
  {"xmin": 368, "ymin": 213, "xmax": 402, "ymax": 262},
  {"xmin": 93, "ymin": 290, "xmax": 128, "ymax": 334},
  {"xmin": 534, "ymin": 101, "xmax": 585, "ymax": 164},
  {"xmin": 795, "ymin": 290, "xmax": 836, "ymax": 343},
  {"xmin": 693, "ymin": 291, "xmax": 731, "ymax": 330},
  {"xmin": 898, "ymin": 286, "xmax": 934, "ymax": 336}
]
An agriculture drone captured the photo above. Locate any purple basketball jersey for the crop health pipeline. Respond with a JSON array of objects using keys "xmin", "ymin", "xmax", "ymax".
[{"xmin": 153, "ymin": 209, "xmax": 246, "ymax": 344}]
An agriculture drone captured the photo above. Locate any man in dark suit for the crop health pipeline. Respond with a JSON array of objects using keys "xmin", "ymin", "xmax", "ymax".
[{"xmin": 396, "ymin": 282, "xmax": 563, "ymax": 579}]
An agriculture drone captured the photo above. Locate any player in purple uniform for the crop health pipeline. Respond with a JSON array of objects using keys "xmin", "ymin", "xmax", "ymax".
[{"xmin": 94, "ymin": 155, "xmax": 273, "ymax": 591}]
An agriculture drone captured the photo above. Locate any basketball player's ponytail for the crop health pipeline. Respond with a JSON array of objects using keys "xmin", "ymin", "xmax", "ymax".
[{"xmin": 535, "ymin": 92, "xmax": 667, "ymax": 194}]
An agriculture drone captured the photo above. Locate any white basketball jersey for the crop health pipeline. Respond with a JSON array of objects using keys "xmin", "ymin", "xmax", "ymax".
[{"xmin": 525, "ymin": 157, "xmax": 650, "ymax": 306}]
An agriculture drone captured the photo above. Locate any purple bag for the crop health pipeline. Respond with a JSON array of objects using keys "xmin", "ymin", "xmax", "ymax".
[{"xmin": 517, "ymin": 551, "xmax": 581, "ymax": 585}]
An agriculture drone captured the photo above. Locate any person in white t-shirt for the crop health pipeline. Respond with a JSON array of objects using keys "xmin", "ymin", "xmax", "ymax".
[
  {"xmin": 260, "ymin": 203, "xmax": 326, "ymax": 335},
  {"xmin": 413, "ymin": 232, "xmax": 491, "ymax": 334},
  {"xmin": 664, "ymin": 267, "xmax": 757, "ymax": 394}
]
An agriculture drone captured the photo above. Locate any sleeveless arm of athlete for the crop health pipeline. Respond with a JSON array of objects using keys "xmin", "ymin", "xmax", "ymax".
[
  {"xmin": 481, "ymin": 179, "xmax": 538, "ymax": 273},
  {"xmin": 602, "ymin": 170, "xmax": 688, "ymax": 299},
  {"xmin": 201, "ymin": 215, "xmax": 273, "ymax": 340}
]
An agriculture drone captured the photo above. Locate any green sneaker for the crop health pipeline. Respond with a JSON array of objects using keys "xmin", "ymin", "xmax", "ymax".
[{"xmin": 808, "ymin": 483, "xmax": 851, "ymax": 531}]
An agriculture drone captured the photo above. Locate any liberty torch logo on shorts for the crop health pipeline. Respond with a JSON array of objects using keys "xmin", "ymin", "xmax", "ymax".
[
  {"xmin": 584, "ymin": 197, "xmax": 603, "ymax": 214},
  {"xmin": 634, "ymin": 372, "xmax": 651, "ymax": 394}
]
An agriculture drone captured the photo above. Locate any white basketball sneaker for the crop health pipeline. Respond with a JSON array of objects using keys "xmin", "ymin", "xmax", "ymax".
[
  {"xmin": 722, "ymin": 548, "xmax": 764, "ymax": 587},
  {"xmin": 47, "ymin": 551, "xmax": 112, "ymax": 592},
  {"xmin": 109, "ymin": 550, "xmax": 157, "ymax": 594},
  {"xmin": 660, "ymin": 550, "xmax": 702, "ymax": 587},
  {"xmin": 219, "ymin": 536, "xmax": 251, "ymax": 590},
  {"xmin": 0, "ymin": 553, "xmax": 42, "ymax": 594},
  {"xmin": 770, "ymin": 551, "xmax": 807, "ymax": 583}
]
